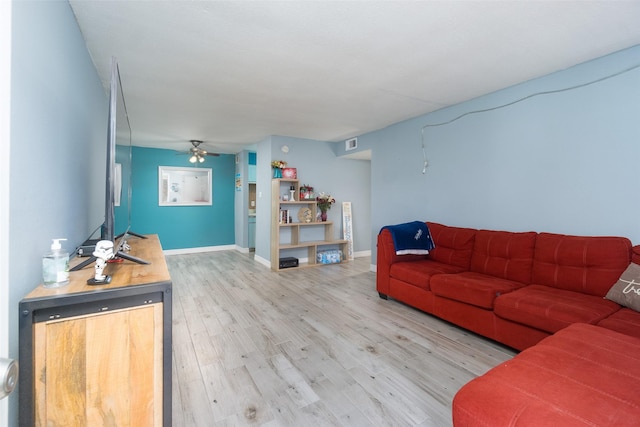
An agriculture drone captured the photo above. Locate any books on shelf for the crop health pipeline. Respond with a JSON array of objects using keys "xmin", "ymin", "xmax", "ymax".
[{"xmin": 279, "ymin": 209, "xmax": 291, "ymax": 224}]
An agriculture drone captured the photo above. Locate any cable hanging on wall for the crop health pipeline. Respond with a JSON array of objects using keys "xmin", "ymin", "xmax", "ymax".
[{"xmin": 420, "ymin": 62, "xmax": 640, "ymax": 174}]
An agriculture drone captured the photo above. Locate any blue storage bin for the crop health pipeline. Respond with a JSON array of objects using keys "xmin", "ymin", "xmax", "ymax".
[{"xmin": 317, "ymin": 250, "xmax": 342, "ymax": 264}]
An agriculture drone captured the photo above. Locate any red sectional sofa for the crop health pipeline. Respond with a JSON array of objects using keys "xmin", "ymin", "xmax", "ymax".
[
  {"xmin": 377, "ymin": 222, "xmax": 640, "ymax": 426},
  {"xmin": 452, "ymin": 323, "xmax": 640, "ymax": 426},
  {"xmin": 377, "ymin": 222, "xmax": 640, "ymax": 350}
]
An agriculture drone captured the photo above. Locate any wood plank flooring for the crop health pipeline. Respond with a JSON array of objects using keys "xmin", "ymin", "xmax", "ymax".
[{"xmin": 167, "ymin": 251, "xmax": 516, "ymax": 426}]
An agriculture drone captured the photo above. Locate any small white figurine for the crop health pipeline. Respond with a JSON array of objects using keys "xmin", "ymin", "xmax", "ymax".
[{"xmin": 88, "ymin": 240, "xmax": 114, "ymax": 285}]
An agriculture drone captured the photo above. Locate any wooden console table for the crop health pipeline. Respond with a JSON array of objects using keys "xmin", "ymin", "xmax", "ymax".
[{"xmin": 18, "ymin": 234, "xmax": 172, "ymax": 427}]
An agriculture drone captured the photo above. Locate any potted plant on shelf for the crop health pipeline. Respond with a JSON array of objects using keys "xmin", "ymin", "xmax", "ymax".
[
  {"xmin": 271, "ymin": 160, "xmax": 287, "ymax": 178},
  {"xmin": 316, "ymin": 192, "xmax": 335, "ymax": 222}
]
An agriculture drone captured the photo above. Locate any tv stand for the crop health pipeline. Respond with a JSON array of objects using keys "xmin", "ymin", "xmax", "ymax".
[
  {"xmin": 116, "ymin": 230, "xmax": 147, "ymax": 240},
  {"xmin": 19, "ymin": 234, "xmax": 172, "ymax": 426},
  {"xmin": 70, "ymin": 234, "xmax": 150, "ymax": 272},
  {"xmin": 70, "ymin": 249, "xmax": 150, "ymax": 272},
  {"xmin": 76, "ymin": 231, "xmax": 148, "ymax": 258}
]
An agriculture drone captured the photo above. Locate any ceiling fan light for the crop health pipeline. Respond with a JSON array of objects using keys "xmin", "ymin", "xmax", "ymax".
[
  {"xmin": 198, "ymin": 156, "xmax": 205, "ymax": 163},
  {"xmin": 189, "ymin": 155, "xmax": 197, "ymax": 163}
]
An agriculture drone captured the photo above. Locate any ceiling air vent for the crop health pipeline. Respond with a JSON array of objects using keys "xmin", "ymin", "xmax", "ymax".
[{"xmin": 345, "ymin": 137, "xmax": 358, "ymax": 151}]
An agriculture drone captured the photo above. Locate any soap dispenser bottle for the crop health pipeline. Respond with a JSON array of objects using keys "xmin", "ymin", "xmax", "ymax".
[{"xmin": 43, "ymin": 238, "xmax": 69, "ymax": 288}]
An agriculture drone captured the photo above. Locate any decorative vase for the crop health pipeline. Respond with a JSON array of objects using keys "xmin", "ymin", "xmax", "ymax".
[
  {"xmin": 273, "ymin": 168, "xmax": 282, "ymax": 178},
  {"xmin": 320, "ymin": 211, "xmax": 328, "ymax": 222}
]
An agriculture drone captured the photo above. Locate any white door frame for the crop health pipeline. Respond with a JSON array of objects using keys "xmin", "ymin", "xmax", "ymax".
[{"xmin": 0, "ymin": 1, "xmax": 12, "ymax": 425}]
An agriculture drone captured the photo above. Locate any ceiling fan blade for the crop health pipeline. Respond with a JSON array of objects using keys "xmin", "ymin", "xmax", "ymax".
[{"xmin": 174, "ymin": 139, "xmax": 222, "ymax": 158}]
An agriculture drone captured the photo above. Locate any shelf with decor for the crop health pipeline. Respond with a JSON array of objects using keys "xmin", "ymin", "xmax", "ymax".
[{"xmin": 271, "ymin": 178, "xmax": 348, "ymax": 271}]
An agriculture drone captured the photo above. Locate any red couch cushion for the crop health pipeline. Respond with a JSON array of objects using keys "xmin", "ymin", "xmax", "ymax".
[
  {"xmin": 597, "ymin": 308, "xmax": 640, "ymax": 340},
  {"xmin": 633, "ymin": 245, "xmax": 640, "ymax": 264},
  {"xmin": 453, "ymin": 323, "xmax": 640, "ymax": 427},
  {"xmin": 431, "ymin": 272, "xmax": 526, "ymax": 309},
  {"xmin": 469, "ymin": 229, "xmax": 536, "ymax": 284},
  {"xmin": 494, "ymin": 284, "xmax": 620, "ymax": 333},
  {"xmin": 426, "ymin": 222, "xmax": 476, "ymax": 269},
  {"xmin": 389, "ymin": 260, "xmax": 466, "ymax": 291},
  {"xmin": 532, "ymin": 232, "xmax": 631, "ymax": 297}
]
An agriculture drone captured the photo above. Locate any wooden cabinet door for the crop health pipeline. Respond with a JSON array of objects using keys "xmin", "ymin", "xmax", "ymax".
[{"xmin": 33, "ymin": 303, "xmax": 163, "ymax": 427}]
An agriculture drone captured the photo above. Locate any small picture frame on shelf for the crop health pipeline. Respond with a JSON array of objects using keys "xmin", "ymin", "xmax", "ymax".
[{"xmin": 282, "ymin": 168, "xmax": 297, "ymax": 179}]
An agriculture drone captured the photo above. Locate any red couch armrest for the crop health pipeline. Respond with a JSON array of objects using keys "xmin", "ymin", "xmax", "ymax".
[{"xmin": 376, "ymin": 228, "xmax": 427, "ymax": 297}]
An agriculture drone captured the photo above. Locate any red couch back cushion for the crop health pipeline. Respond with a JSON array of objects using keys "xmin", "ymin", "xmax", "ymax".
[
  {"xmin": 426, "ymin": 222, "xmax": 476, "ymax": 270},
  {"xmin": 532, "ymin": 232, "xmax": 632, "ymax": 296},
  {"xmin": 633, "ymin": 245, "xmax": 640, "ymax": 264},
  {"xmin": 470, "ymin": 229, "xmax": 537, "ymax": 283}
]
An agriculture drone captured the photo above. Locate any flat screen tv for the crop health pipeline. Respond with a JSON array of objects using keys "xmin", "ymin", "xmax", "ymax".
[
  {"xmin": 72, "ymin": 57, "xmax": 148, "ymax": 271},
  {"xmin": 106, "ymin": 56, "xmax": 128, "ymax": 243}
]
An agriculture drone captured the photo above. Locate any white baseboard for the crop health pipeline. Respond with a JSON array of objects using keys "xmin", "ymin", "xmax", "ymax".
[
  {"xmin": 353, "ymin": 250, "xmax": 371, "ymax": 258},
  {"xmin": 253, "ymin": 254, "xmax": 271, "ymax": 269}
]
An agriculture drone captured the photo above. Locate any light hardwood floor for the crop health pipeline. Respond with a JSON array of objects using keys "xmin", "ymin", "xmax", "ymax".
[{"xmin": 168, "ymin": 251, "xmax": 516, "ymax": 427}]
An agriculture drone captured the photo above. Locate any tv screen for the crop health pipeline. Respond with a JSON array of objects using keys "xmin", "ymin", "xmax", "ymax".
[
  {"xmin": 104, "ymin": 56, "xmax": 132, "ymax": 243},
  {"xmin": 73, "ymin": 57, "xmax": 149, "ymax": 269},
  {"xmin": 75, "ymin": 57, "xmax": 130, "ymax": 255}
]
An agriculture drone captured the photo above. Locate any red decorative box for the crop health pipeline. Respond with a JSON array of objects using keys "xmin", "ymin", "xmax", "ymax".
[{"xmin": 282, "ymin": 168, "xmax": 297, "ymax": 179}]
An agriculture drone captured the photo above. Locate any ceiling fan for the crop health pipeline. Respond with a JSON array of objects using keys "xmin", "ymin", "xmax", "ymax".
[{"xmin": 182, "ymin": 140, "xmax": 220, "ymax": 163}]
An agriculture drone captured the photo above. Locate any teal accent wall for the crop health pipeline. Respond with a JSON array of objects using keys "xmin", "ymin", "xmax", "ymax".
[{"xmin": 130, "ymin": 146, "xmax": 236, "ymax": 250}]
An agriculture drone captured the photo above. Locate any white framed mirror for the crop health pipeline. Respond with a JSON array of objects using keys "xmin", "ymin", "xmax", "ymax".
[{"xmin": 158, "ymin": 166, "xmax": 212, "ymax": 206}]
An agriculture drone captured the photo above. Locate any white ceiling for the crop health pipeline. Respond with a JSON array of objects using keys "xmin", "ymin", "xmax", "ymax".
[{"xmin": 68, "ymin": 1, "xmax": 640, "ymax": 155}]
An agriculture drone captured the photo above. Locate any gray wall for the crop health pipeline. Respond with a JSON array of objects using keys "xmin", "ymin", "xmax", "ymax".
[
  {"xmin": 1, "ymin": 1, "xmax": 11, "ymax": 424},
  {"xmin": 356, "ymin": 45, "xmax": 640, "ymax": 264},
  {"xmin": 8, "ymin": 1, "xmax": 107, "ymax": 423},
  {"xmin": 254, "ymin": 135, "xmax": 371, "ymax": 266}
]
